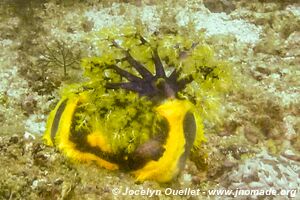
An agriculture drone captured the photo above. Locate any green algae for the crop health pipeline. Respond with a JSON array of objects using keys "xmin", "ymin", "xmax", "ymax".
[{"xmin": 59, "ymin": 26, "xmax": 232, "ymax": 154}]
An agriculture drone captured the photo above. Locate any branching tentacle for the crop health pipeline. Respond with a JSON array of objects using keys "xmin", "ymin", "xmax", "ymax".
[
  {"xmin": 168, "ymin": 69, "xmax": 180, "ymax": 82},
  {"xmin": 178, "ymin": 75, "xmax": 193, "ymax": 90},
  {"xmin": 106, "ymin": 37, "xmax": 193, "ymax": 101},
  {"xmin": 152, "ymin": 49, "xmax": 166, "ymax": 78},
  {"xmin": 124, "ymin": 51, "xmax": 153, "ymax": 80},
  {"xmin": 106, "ymin": 82, "xmax": 141, "ymax": 92},
  {"xmin": 108, "ymin": 65, "xmax": 142, "ymax": 82},
  {"xmin": 111, "ymin": 40, "xmax": 153, "ymax": 79}
]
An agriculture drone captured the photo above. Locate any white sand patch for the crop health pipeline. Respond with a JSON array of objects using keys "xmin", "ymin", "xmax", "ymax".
[
  {"xmin": 286, "ymin": 5, "xmax": 300, "ymax": 18},
  {"xmin": 177, "ymin": 11, "xmax": 262, "ymax": 44},
  {"xmin": 24, "ymin": 114, "xmax": 46, "ymax": 135}
]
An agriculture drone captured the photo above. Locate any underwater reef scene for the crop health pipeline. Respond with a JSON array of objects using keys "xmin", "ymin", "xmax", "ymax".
[{"xmin": 0, "ymin": 0, "xmax": 299, "ymax": 199}]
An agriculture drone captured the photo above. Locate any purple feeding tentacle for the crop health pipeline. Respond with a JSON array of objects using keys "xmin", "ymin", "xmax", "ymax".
[
  {"xmin": 177, "ymin": 75, "xmax": 193, "ymax": 90},
  {"xmin": 124, "ymin": 51, "xmax": 153, "ymax": 80},
  {"xmin": 106, "ymin": 37, "xmax": 193, "ymax": 101},
  {"xmin": 111, "ymin": 40, "xmax": 153, "ymax": 80},
  {"xmin": 168, "ymin": 68, "xmax": 180, "ymax": 82},
  {"xmin": 135, "ymin": 35, "xmax": 166, "ymax": 79},
  {"xmin": 106, "ymin": 82, "xmax": 143, "ymax": 93},
  {"xmin": 108, "ymin": 65, "xmax": 142, "ymax": 82},
  {"xmin": 152, "ymin": 49, "xmax": 166, "ymax": 78}
]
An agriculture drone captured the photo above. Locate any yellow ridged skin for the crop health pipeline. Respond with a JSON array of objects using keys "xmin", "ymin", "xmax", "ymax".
[
  {"xmin": 133, "ymin": 99, "xmax": 204, "ymax": 182},
  {"xmin": 43, "ymin": 97, "xmax": 68, "ymax": 147},
  {"xmin": 44, "ymin": 93, "xmax": 205, "ymax": 182},
  {"xmin": 43, "ymin": 93, "xmax": 119, "ymax": 170}
]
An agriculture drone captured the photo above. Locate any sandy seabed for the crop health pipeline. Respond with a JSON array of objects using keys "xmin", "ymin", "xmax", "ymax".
[{"xmin": 0, "ymin": 0, "xmax": 299, "ymax": 199}]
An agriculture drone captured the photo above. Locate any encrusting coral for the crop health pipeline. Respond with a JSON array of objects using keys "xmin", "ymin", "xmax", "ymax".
[{"xmin": 43, "ymin": 26, "xmax": 232, "ymax": 182}]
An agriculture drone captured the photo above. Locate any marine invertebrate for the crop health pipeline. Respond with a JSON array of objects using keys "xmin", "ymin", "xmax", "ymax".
[
  {"xmin": 38, "ymin": 40, "xmax": 81, "ymax": 77},
  {"xmin": 43, "ymin": 26, "xmax": 231, "ymax": 182}
]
